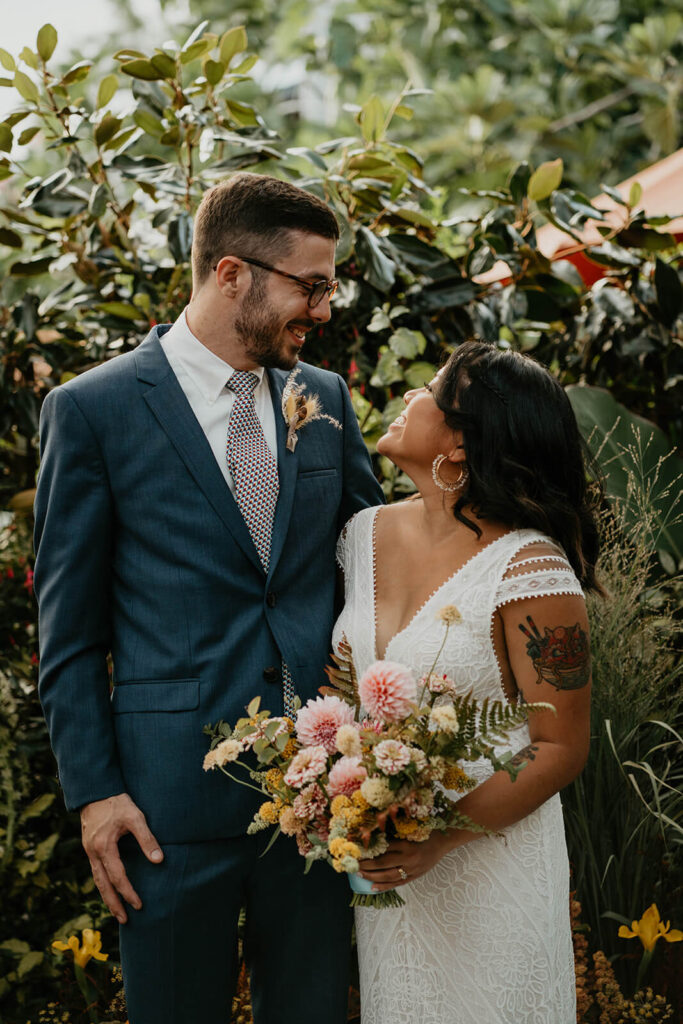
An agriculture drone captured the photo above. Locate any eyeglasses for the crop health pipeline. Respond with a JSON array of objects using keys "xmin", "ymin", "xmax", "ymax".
[{"xmin": 231, "ymin": 256, "xmax": 338, "ymax": 308}]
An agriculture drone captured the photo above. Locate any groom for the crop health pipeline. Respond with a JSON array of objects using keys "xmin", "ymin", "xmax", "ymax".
[{"xmin": 34, "ymin": 173, "xmax": 383, "ymax": 1023}]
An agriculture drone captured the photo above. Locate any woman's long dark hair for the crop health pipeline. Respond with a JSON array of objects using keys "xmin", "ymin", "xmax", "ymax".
[{"xmin": 434, "ymin": 341, "xmax": 603, "ymax": 593}]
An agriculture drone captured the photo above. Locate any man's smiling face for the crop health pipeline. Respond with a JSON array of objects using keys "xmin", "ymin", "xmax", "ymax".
[{"xmin": 234, "ymin": 230, "xmax": 336, "ymax": 370}]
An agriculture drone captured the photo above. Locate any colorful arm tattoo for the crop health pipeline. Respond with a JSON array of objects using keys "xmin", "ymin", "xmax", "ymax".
[
  {"xmin": 508, "ymin": 743, "xmax": 539, "ymax": 768},
  {"xmin": 518, "ymin": 615, "xmax": 591, "ymax": 691}
]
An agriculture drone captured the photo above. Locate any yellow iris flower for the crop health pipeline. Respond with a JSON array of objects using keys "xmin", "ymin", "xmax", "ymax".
[
  {"xmin": 52, "ymin": 928, "xmax": 109, "ymax": 968},
  {"xmin": 618, "ymin": 904, "xmax": 683, "ymax": 952}
]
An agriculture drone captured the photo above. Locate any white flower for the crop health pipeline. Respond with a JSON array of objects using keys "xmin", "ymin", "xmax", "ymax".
[
  {"xmin": 283, "ymin": 745, "xmax": 328, "ymax": 788},
  {"xmin": 374, "ymin": 739, "xmax": 413, "ymax": 775},
  {"xmin": 360, "ymin": 776, "xmax": 394, "ymax": 809},
  {"xmin": 409, "ymin": 747, "xmax": 428, "ymax": 771},
  {"xmin": 429, "ymin": 704, "xmax": 460, "ymax": 736},
  {"xmin": 436, "ymin": 604, "xmax": 461, "ymax": 625},
  {"xmin": 335, "ymin": 723, "xmax": 362, "ymax": 757},
  {"xmin": 421, "ymin": 672, "xmax": 457, "ymax": 695},
  {"xmin": 203, "ymin": 737, "xmax": 242, "ymax": 770}
]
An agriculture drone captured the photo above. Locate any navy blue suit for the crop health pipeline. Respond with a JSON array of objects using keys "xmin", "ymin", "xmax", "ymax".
[{"xmin": 34, "ymin": 326, "xmax": 383, "ymax": 1023}]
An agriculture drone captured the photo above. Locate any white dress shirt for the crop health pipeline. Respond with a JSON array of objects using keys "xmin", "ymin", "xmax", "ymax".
[{"xmin": 159, "ymin": 309, "xmax": 278, "ymax": 495}]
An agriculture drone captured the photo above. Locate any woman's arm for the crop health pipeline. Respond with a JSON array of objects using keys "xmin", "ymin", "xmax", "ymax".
[{"xmin": 360, "ymin": 590, "xmax": 592, "ymax": 889}]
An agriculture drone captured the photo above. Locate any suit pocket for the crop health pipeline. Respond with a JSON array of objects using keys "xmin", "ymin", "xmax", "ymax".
[
  {"xmin": 111, "ymin": 678, "xmax": 199, "ymax": 713},
  {"xmin": 297, "ymin": 468, "xmax": 338, "ymax": 480}
]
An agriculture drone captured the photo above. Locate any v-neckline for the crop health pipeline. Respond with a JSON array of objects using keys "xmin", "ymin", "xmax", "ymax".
[{"xmin": 369, "ymin": 506, "xmax": 516, "ymax": 661}]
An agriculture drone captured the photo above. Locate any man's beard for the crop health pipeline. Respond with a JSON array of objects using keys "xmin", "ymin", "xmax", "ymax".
[{"xmin": 235, "ymin": 276, "xmax": 301, "ymax": 370}]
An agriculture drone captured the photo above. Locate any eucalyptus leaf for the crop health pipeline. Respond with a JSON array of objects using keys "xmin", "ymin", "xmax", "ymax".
[
  {"xmin": 36, "ymin": 24, "xmax": 58, "ymax": 62},
  {"xmin": 13, "ymin": 71, "xmax": 39, "ymax": 104},
  {"xmin": 96, "ymin": 74, "xmax": 118, "ymax": 108},
  {"xmin": 60, "ymin": 60, "xmax": 92, "ymax": 85},
  {"xmin": 527, "ymin": 159, "xmax": 563, "ymax": 201},
  {"xmin": 151, "ymin": 52, "xmax": 177, "ymax": 79},
  {"xmin": 121, "ymin": 59, "xmax": 164, "ymax": 81},
  {"xmin": 18, "ymin": 125, "xmax": 40, "ymax": 146},
  {"xmin": 0, "ymin": 48, "xmax": 16, "ymax": 71},
  {"xmin": 220, "ymin": 26, "xmax": 248, "ymax": 66},
  {"xmin": 360, "ymin": 95, "xmax": 385, "ymax": 143},
  {"xmin": 204, "ymin": 59, "xmax": 225, "ymax": 86}
]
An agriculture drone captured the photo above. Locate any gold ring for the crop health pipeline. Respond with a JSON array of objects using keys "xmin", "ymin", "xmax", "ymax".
[{"xmin": 397, "ymin": 867, "xmax": 408, "ymax": 881}]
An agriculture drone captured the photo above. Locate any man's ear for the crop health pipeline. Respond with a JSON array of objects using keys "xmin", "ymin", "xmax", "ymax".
[{"xmin": 215, "ymin": 256, "xmax": 248, "ymax": 299}]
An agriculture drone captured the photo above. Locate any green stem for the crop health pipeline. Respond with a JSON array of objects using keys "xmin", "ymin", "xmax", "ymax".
[
  {"xmin": 218, "ymin": 762, "xmax": 268, "ymax": 796},
  {"xmin": 634, "ymin": 946, "xmax": 655, "ymax": 994},
  {"xmin": 417, "ymin": 623, "xmax": 450, "ymax": 707}
]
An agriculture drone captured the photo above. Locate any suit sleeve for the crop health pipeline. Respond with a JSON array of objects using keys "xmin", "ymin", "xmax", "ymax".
[
  {"xmin": 33, "ymin": 386, "xmax": 126, "ymax": 810},
  {"xmin": 335, "ymin": 374, "xmax": 385, "ymax": 532}
]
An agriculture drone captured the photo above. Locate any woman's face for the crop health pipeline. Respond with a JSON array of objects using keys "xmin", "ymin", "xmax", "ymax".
[{"xmin": 376, "ymin": 375, "xmax": 460, "ymax": 470}]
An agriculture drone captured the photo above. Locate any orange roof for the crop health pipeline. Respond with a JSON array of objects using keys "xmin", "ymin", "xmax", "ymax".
[{"xmin": 476, "ymin": 148, "xmax": 683, "ymax": 285}]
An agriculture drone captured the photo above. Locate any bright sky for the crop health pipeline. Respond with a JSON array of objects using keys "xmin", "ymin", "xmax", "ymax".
[{"xmin": 1, "ymin": 0, "xmax": 188, "ymax": 115}]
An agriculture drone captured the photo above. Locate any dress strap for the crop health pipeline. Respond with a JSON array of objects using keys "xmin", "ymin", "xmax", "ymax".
[{"xmin": 494, "ymin": 535, "xmax": 583, "ymax": 609}]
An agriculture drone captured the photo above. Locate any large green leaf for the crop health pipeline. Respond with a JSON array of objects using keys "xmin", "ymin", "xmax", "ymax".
[
  {"xmin": 567, "ymin": 385, "xmax": 683, "ymax": 565},
  {"xmin": 356, "ymin": 227, "xmax": 396, "ymax": 291}
]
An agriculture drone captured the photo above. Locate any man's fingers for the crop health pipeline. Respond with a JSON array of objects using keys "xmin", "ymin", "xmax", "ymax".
[
  {"xmin": 128, "ymin": 814, "xmax": 164, "ymax": 864},
  {"xmin": 90, "ymin": 860, "xmax": 129, "ymax": 924},
  {"xmin": 101, "ymin": 849, "xmax": 142, "ymax": 912}
]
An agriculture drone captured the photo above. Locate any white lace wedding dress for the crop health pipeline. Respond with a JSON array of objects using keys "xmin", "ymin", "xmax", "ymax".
[{"xmin": 333, "ymin": 506, "xmax": 584, "ymax": 1024}]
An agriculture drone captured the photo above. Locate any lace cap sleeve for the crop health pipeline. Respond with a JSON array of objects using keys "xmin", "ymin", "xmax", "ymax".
[{"xmin": 495, "ymin": 539, "xmax": 584, "ymax": 610}]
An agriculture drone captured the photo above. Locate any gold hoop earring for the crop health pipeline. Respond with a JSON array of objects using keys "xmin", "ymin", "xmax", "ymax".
[{"xmin": 432, "ymin": 455, "xmax": 469, "ymax": 493}]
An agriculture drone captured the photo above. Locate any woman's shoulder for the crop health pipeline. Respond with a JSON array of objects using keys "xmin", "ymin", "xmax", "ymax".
[{"xmin": 494, "ymin": 528, "xmax": 584, "ymax": 610}]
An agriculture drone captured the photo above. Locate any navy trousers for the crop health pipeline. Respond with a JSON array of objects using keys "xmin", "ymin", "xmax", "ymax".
[{"xmin": 119, "ymin": 831, "xmax": 353, "ymax": 1023}]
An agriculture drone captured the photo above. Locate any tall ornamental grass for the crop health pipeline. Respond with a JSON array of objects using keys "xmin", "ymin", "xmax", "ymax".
[{"xmin": 563, "ymin": 443, "xmax": 682, "ymax": 974}]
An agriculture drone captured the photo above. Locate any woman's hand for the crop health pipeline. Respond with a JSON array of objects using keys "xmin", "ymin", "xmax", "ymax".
[{"xmin": 358, "ymin": 832, "xmax": 454, "ymax": 892}]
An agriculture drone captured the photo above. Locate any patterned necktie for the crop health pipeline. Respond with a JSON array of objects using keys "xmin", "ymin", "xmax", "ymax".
[{"xmin": 226, "ymin": 370, "xmax": 279, "ymax": 571}]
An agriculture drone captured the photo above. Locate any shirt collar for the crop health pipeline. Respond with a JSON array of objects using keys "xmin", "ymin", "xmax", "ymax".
[{"xmin": 166, "ymin": 308, "xmax": 266, "ymax": 405}]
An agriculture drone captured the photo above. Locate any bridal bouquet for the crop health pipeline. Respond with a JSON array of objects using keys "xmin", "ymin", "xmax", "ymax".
[{"xmin": 203, "ymin": 606, "xmax": 551, "ymax": 907}]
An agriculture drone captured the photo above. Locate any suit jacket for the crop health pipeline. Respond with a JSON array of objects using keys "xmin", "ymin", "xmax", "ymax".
[{"xmin": 33, "ymin": 326, "xmax": 383, "ymax": 843}]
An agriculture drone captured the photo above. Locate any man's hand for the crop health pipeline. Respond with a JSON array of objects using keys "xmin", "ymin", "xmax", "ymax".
[{"xmin": 80, "ymin": 793, "xmax": 164, "ymax": 924}]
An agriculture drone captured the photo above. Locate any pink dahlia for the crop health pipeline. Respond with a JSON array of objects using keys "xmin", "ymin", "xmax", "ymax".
[
  {"xmin": 296, "ymin": 695, "xmax": 356, "ymax": 754},
  {"xmin": 293, "ymin": 783, "xmax": 327, "ymax": 820},
  {"xmin": 374, "ymin": 739, "xmax": 412, "ymax": 775},
  {"xmin": 327, "ymin": 756, "xmax": 367, "ymax": 798},
  {"xmin": 358, "ymin": 660, "xmax": 416, "ymax": 723},
  {"xmin": 283, "ymin": 745, "xmax": 328, "ymax": 789}
]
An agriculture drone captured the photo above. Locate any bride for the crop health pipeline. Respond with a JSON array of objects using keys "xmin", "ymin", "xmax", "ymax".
[{"xmin": 333, "ymin": 341, "xmax": 602, "ymax": 1024}]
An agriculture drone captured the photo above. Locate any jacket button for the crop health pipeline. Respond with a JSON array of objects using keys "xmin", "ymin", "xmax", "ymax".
[
  {"xmin": 263, "ymin": 666, "xmax": 280, "ymax": 684},
  {"xmin": 266, "ymin": 591, "xmax": 277, "ymax": 608}
]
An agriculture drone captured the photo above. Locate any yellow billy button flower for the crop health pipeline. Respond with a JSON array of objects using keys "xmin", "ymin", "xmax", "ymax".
[
  {"xmin": 258, "ymin": 801, "xmax": 280, "ymax": 825},
  {"xmin": 618, "ymin": 904, "xmax": 683, "ymax": 951},
  {"xmin": 52, "ymin": 929, "xmax": 109, "ymax": 968}
]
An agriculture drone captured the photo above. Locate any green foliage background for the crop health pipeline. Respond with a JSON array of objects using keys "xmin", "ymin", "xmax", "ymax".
[{"xmin": 0, "ymin": 6, "xmax": 681, "ymax": 1021}]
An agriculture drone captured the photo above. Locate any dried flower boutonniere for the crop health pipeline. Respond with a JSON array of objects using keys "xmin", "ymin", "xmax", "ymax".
[{"xmin": 282, "ymin": 368, "xmax": 342, "ymax": 452}]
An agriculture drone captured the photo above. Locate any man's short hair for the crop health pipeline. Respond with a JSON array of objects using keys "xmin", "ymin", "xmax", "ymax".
[{"xmin": 191, "ymin": 173, "xmax": 340, "ymax": 285}]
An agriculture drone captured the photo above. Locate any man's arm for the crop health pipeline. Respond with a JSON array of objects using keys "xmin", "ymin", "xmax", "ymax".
[
  {"xmin": 335, "ymin": 374, "xmax": 385, "ymax": 530},
  {"xmin": 34, "ymin": 385, "xmax": 162, "ymax": 923}
]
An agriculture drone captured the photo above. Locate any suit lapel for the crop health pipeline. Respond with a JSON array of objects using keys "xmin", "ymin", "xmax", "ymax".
[
  {"xmin": 135, "ymin": 329, "xmax": 264, "ymax": 575},
  {"xmin": 267, "ymin": 368, "xmax": 299, "ymax": 579}
]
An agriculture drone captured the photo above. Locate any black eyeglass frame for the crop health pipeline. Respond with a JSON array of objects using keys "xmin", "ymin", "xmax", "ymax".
[{"xmin": 213, "ymin": 255, "xmax": 338, "ymax": 309}]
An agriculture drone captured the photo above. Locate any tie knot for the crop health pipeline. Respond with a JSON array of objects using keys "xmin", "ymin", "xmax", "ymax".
[{"xmin": 228, "ymin": 370, "xmax": 259, "ymax": 396}]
